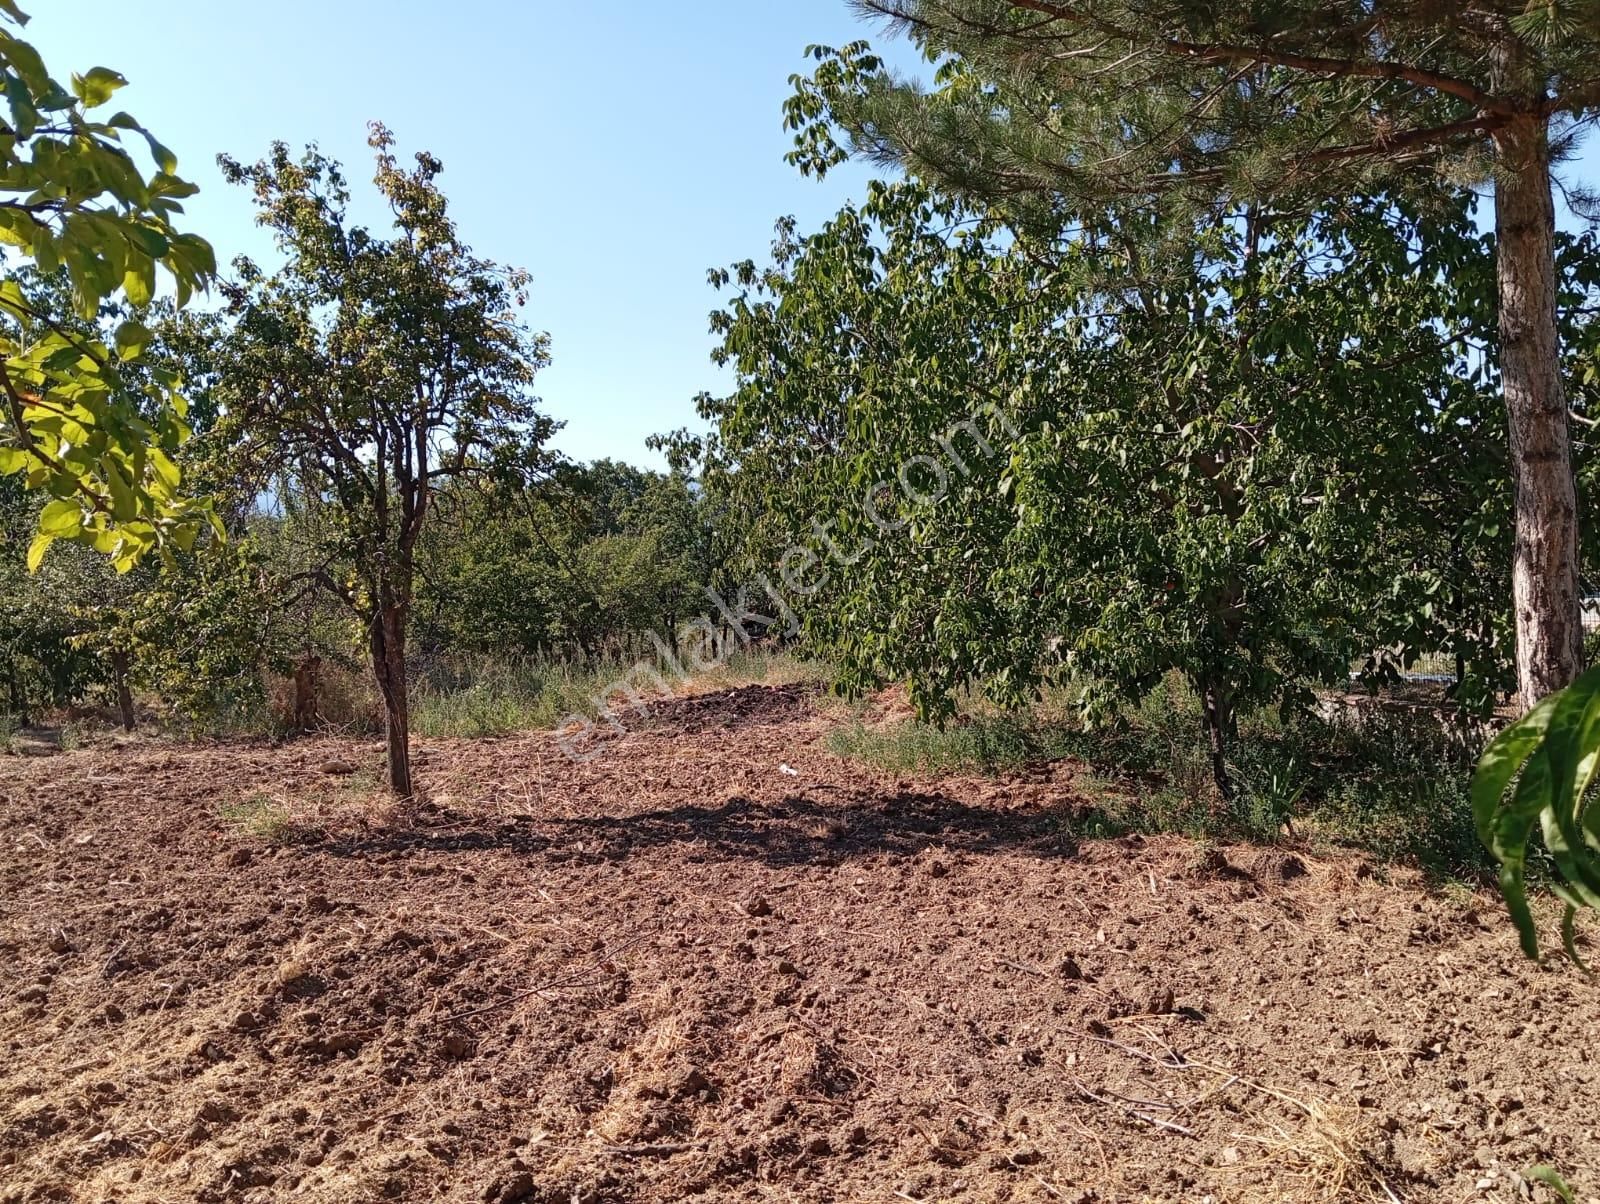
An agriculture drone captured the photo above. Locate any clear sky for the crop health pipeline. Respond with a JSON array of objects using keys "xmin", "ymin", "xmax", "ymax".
[{"xmin": 25, "ymin": 1, "xmax": 918, "ymax": 469}]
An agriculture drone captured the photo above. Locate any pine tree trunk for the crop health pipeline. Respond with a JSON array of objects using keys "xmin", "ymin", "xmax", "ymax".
[
  {"xmin": 110, "ymin": 650, "xmax": 135, "ymax": 733},
  {"xmin": 369, "ymin": 604, "xmax": 413, "ymax": 799},
  {"xmin": 1494, "ymin": 116, "xmax": 1583, "ymax": 708}
]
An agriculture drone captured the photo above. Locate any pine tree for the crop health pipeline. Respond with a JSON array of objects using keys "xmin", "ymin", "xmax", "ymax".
[{"xmin": 794, "ymin": 0, "xmax": 1600, "ymax": 706}]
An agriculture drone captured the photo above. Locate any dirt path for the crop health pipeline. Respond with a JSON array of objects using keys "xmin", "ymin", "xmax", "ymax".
[{"xmin": 1, "ymin": 684, "xmax": 1595, "ymax": 1203}]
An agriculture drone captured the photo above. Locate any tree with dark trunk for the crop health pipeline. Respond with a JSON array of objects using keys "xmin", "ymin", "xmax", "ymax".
[
  {"xmin": 109, "ymin": 649, "xmax": 135, "ymax": 732},
  {"xmin": 792, "ymin": 2, "xmax": 1600, "ymax": 706},
  {"xmin": 213, "ymin": 127, "xmax": 553, "ymax": 797}
]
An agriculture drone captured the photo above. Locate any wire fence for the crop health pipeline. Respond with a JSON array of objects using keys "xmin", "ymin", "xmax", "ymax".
[{"xmin": 1390, "ymin": 597, "xmax": 1600, "ymax": 687}]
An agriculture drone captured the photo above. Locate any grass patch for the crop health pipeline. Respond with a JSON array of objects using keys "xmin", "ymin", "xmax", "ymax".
[
  {"xmin": 827, "ymin": 713, "xmax": 1074, "ymax": 776},
  {"xmin": 688, "ymin": 647, "xmax": 834, "ymax": 692},
  {"xmin": 410, "ymin": 654, "xmax": 630, "ymax": 738},
  {"xmin": 217, "ymin": 794, "xmax": 295, "ymax": 842},
  {"xmin": 410, "ymin": 648, "xmax": 831, "ymax": 739}
]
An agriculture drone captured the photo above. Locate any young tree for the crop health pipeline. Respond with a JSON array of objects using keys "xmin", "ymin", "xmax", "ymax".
[
  {"xmin": 214, "ymin": 127, "xmax": 553, "ymax": 797},
  {"xmin": 0, "ymin": 5, "xmax": 215, "ymax": 565},
  {"xmin": 792, "ymin": 4, "xmax": 1600, "ymax": 706}
]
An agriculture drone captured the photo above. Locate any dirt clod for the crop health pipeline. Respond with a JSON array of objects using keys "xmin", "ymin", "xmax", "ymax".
[{"xmin": 482, "ymin": 1170, "xmax": 536, "ymax": 1204}]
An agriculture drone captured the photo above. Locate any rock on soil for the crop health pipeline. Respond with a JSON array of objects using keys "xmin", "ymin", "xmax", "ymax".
[{"xmin": 1, "ymin": 682, "xmax": 1597, "ymax": 1202}]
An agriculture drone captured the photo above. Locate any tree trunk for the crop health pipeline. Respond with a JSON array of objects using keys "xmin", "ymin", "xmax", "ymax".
[
  {"xmin": 110, "ymin": 650, "xmax": 135, "ymax": 733},
  {"xmin": 1199, "ymin": 680, "xmax": 1235, "ymax": 801},
  {"xmin": 369, "ymin": 605, "xmax": 413, "ymax": 799},
  {"xmin": 292, "ymin": 655, "xmax": 321, "ymax": 734},
  {"xmin": 1494, "ymin": 115, "xmax": 1583, "ymax": 708}
]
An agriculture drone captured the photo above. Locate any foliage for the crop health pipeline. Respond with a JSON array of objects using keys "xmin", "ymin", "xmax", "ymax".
[
  {"xmin": 0, "ymin": 476, "xmax": 96, "ymax": 718},
  {"xmin": 413, "ymin": 462, "xmax": 714, "ymax": 658},
  {"xmin": 1473, "ymin": 664, "xmax": 1600, "ymax": 966},
  {"xmin": 0, "ymin": 5, "xmax": 216, "ymax": 566},
  {"xmin": 790, "ymin": 5, "xmax": 1600, "ymax": 704},
  {"xmin": 786, "ymin": 7, "xmax": 1588, "ymax": 207},
  {"xmin": 700, "ymin": 177, "xmax": 1507, "ymax": 794},
  {"xmin": 83, "ymin": 532, "xmax": 296, "ymax": 724}
]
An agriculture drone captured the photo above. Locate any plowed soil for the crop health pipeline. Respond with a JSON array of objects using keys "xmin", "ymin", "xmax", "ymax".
[{"xmin": 2, "ymin": 683, "xmax": 1596, "ymax": 1204}]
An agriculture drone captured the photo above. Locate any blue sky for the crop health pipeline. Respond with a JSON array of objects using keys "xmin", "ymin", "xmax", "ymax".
[{"xmin": 26, "ymin": 1, "xmax": 917, "ymax": 468}]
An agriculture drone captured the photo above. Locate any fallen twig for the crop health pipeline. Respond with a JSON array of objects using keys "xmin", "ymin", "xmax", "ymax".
[
  {"xmin": 994, "ymin": 957, "xmax": 1047, "ymax": 977},
  {"xmin": 1071, "ymin": 1077, "xmax": 1195, "ymax": 1136},
  {"xmin": 589, "ymin": 1132, "xmax": 696, "ymax": 1158}
]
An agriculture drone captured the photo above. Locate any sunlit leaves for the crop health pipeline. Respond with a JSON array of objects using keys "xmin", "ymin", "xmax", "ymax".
[
  {"xmin": 0, "ymin": 4, "xmax": 216, "ymax": 568},
  {"xmin": 70, "ymin": 65, "xmax": 125, "ymax": 108}
]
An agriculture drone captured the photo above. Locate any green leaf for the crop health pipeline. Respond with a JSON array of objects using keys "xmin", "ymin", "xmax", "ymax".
[
  {"xmin": 1474, "ymin": 667, "xmax": 1600, "ymax": 961},
  {"xmin": 141, "ymin": 130, "xmax": 177, "ymax": 174},
  {"xmin": 70, "ymin": 65, "xmax": 126, "ymax": 108},
  {"xmin": 125, "ymin": 223, "xmax": 170, "ymax": 259},
  {"xmin": 38, "ymin": 495, "xmax": 83, "ymax": 536},
  {"xmin": 113, "ymin": 318, "xmax": 153, "ymax": 360},
  {"xmin": 147, "ymin": 446, "xmax": 180, "ymax": 490},
  {"xmin": 1559, "ymin": 906, "xmax": 1591, "ymax": 976},
  {"xmin": 5, "ymin": 72, "xmax": 38, "ymax": 138},
  {"xmin": 104, "ymin": 457, "xmax": 136, "ymax": 521},
  {"xmin": 1524, "ymin": 1166, "xmax": 1577, "ymax": 1204},
  {"xmin": 2, "ymin": 35, "xmax": 48, "ymax": 90},
  {"xmin": 122, "ymin": 258, "xmax": 155, "ymax": 307},
  {"xmin": 25, "ymin": 530, "xmax": 51, "ymax": 571}
]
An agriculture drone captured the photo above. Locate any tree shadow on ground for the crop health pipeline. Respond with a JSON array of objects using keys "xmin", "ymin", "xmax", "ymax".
[{"xmin": 310, "ymin": 787, "xmax": 1127, "ymax": 867}]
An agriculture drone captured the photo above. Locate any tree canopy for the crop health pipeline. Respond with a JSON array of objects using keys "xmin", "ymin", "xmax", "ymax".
[
  {"xmin": 212, "ymin": 126, "xmax": 554, "ymax": 797},
  {"xmin": 788, "ymin": 2, "xmax": 1600, "ymax": 707},
  {"xmin": 698, "ymin": 177, "xmax": 1529, "ymax": 792}
]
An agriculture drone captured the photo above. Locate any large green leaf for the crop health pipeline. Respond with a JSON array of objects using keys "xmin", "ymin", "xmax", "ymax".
[{"xmin": 1473, "ymin": 668, "xmax": 1600, "ymax": 964}]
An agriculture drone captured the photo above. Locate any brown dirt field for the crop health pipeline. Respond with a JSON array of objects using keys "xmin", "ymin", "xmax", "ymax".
[{"xmin": 2, "ymin": 683, "xmax": 1596, "ymax": 1204}]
